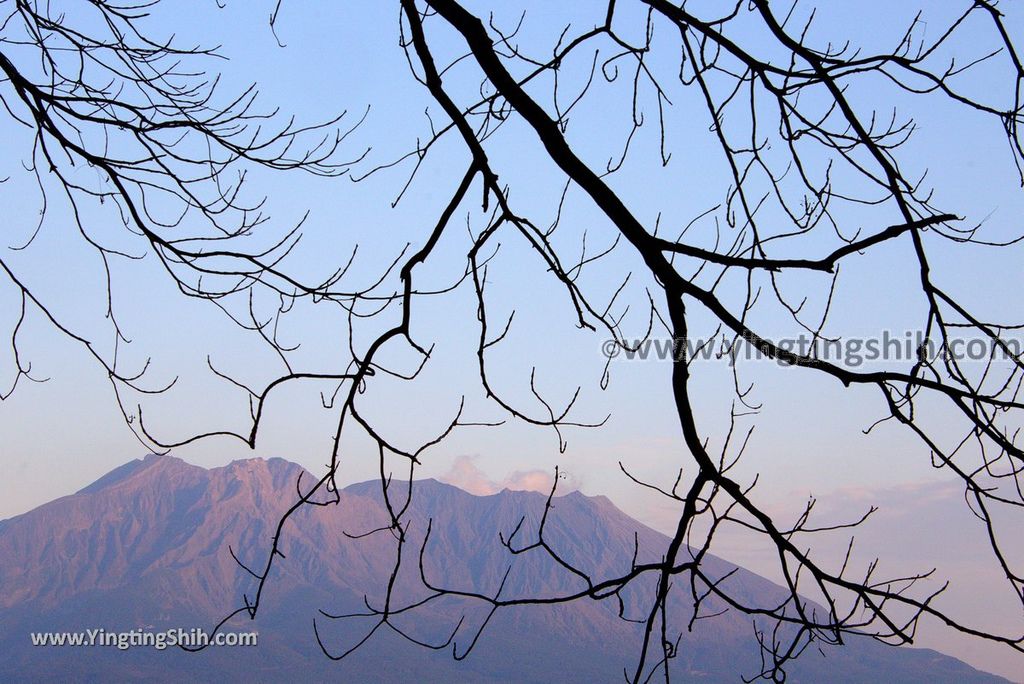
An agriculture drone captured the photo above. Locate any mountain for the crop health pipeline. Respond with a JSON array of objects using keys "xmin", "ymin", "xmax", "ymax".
[{"xmin": 0, "ymin": 455, "xmax": 1009, "ymax": 683}]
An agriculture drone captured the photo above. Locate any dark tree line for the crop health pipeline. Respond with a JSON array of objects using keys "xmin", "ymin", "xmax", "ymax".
[{"xmin": 2, "ymin": 1, "xmax": 1023, "ymax": 681}]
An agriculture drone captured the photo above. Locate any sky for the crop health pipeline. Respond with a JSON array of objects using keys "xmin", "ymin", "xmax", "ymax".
[{"xmin": 0, "ymin": 0, "xmax": 1022, "ymax": 680}]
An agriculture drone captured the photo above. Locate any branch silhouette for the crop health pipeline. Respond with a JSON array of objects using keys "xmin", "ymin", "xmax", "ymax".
[{"xmin": 1, "ymin": 1, "xmax": 1022, "ymax": 681}]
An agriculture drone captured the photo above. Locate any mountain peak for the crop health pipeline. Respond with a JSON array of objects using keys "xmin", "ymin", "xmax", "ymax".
[
  {"xmin": 75, "ymin": 453, "xmax": 191, "ymax": 494},
  {"xmin": 0, "ymin": 455, "xmax": 1009, "ymax": 683}
]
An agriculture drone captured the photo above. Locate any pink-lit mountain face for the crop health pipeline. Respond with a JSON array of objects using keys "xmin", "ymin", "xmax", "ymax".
[{"xmin": 0, "ymin": 455, "xmax": 1008, "ymax": 682}]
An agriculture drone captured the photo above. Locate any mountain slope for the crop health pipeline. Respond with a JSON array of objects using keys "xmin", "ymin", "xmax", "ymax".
[{"xmin": 0, "ymin": 455, "xmax": 1009, "ymax": 683}]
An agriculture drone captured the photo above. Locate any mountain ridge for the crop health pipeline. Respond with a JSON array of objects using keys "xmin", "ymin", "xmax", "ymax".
[{"xmin": 0, "ymin": 454, "xmax": 1010, "ymax": 683}]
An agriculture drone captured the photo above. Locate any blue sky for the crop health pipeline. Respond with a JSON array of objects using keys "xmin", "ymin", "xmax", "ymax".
[{"xmin": 0, "ymin": 0, "xmax": 1022, "ymax": 678}]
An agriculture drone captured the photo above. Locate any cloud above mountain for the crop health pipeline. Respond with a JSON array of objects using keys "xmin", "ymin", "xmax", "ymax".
[{"xmin": 439, "ymin": 455, "xmax": 580, "ymax": 496}]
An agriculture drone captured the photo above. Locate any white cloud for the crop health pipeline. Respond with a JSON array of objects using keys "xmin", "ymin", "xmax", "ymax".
[{"xmin": 439, "ymin": 455, "xmax": 579, "ymax": 496}]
